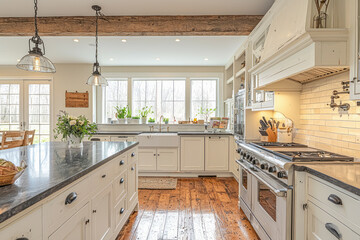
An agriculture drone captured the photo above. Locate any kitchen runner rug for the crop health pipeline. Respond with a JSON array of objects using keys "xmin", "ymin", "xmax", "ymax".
[{"xmin": 138, "ymin": 177, "xmax": 177, "ymax": 190}]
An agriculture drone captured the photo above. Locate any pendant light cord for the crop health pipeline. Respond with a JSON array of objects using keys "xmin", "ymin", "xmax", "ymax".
[
  {"xmin": 95, "ymin": 9, "xmax": 99, "ymax": 66},
  {"xmin": 34, "ymin": 0, "xmax": 39, "ymax": 38}
]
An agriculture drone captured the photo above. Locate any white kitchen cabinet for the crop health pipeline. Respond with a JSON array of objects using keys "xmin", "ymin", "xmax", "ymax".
[
  {"xmin": 128, "ymin": 161, "xmax": 138, "ymax": 208},
  {"xmin": 350, "ymin": 0, "xmax": 360, "ymax": 99},
  {"xmin": 138, "ymin": 148, "xmax": 157, "ymax": 171},
  {"xmin": 0, "ymin": 207, "xmax": 42, "ymax": 240},
  {"xmin": 205, "ymin": 136, "xmax": 229, "ymax": 171},
  {"xmin": 91, "ymin": 184, "xmax": 113, "ymax": 240},
  {"xmin": 180, "ymin": 137, "xmax": 205, "ymax": 171},
  {"xmin": 88, "ymin": 136, "xmax": 110, "ymax": 142},
  {"xmin": 157, "ymin": 148, "xmax": 178, "ymax": 171},
  {"xmin": 48, "ymin": 203, "xmax": 91, "ymax": 240}
]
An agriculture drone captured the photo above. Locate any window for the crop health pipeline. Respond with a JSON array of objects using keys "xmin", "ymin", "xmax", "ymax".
[
  {"xmin": 132, "ymin": 79, "xmax": 186, "ymax": 121},
  {"xmin": 104, "ymin": 79, "xmax": 128, "ymax": 120},
  {"xmin": 191, "ymin": 79, "xmax": 217, "ymax": 119},
  {"xmin": 0, "ymin": 84, "xmax": 21, "ymax": 131}
]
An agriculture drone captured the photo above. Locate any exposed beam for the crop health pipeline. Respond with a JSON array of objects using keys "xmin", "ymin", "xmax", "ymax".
[{"xmin": 0, "ymin": 15, "xmax": 262, "ymax": 36}]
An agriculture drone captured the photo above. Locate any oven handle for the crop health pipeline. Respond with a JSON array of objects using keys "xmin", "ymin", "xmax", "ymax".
[{"xmin": 236, "ymin": 160, "xmax": 289, "ymax": 197}]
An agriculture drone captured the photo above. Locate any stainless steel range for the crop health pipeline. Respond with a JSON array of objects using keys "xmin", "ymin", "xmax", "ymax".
[{"xmin": 235, "ymin": 141, "xmax": 353, "ymax": 240}]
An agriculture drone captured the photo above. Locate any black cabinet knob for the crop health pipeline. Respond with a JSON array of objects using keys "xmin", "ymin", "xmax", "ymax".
[
  {"xmin": 119, "ymin": 160, "xmax": 125, "ymax": 165},
  {"xmin": 120, "ymin": 178, "xmax": 124, "ymax": 184},
  {"xmin": 131, "ymin": 153, "xmax": 135, "ymax": 157},
  {"xmin": 120, "ymin": 208, "xmax": 125, "ymax": 214},
  {"xmin": 131, "ymin": 167, "xmax": 135, "ymax": 171},
  {"xmin": 65, "ymin": 192, "xmax": 77, "ymax": 205},
  {"xmin": 102, "ymin": 174, "xmax": 106, "ymax": 178}
]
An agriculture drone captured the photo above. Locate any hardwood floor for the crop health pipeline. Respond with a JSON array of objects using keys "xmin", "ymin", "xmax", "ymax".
[{"xmin": 116, "ymin": 177, "xmax": 259, "ymax": 240}]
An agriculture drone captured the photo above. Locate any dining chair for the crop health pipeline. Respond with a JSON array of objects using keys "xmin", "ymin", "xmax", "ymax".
[
  {"xmin": 23, "ymin": 130, "xmax": 36, "ymax": 146},
  {"xmin": 1, "ymin": 131, "xmax": 25, "ymax": 150}
]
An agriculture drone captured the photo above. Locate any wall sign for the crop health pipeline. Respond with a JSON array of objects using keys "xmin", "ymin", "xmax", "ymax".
[{"xmin": 65, "ymin": 91, "xmax": 89, "ymax": 108}]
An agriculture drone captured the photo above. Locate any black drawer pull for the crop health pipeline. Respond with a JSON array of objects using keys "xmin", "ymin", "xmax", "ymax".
[
  {"xmin": 91, "ymin": 138, "xmax": 100, "ymax": 141},
  {"xmin": 85, "ymin": 219, "xmax": 90, "ymax": 225},
  {"xmin": 120, "ymin": 178, "xmax": 124, "ymax": 184},
  {"xmin": 328, "ymin": 194, "xmax": 342, "ymax": 205},
  {"xmin": 325, "ymin": 223, "xmax": 341, "ymax": 239},
  {"xmin": 16, "ymin": 238, "xmax": 29, "ymax": 240},
  {"xmin": 119, "ymin": 160, "xmax": 125, "ymax": 165},
  {"xmin": 120, "ymin": 208, "xmax": 125, "ymax": 214},
  {"xmin": 65, "ymin": 192, "xmax": 77, "ymax": 205},
  {"xmin": 102, "ymin": 174, "xmax": 106, "ymax": 178},
  {"xmin": 131, "ymin": 152, "xmax": 135, "ymax": 157}
]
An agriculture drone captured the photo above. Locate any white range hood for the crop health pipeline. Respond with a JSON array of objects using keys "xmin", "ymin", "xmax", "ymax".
[{"xmin": 249, "ymin": 0, "xmax": 349, "ymax": 91}]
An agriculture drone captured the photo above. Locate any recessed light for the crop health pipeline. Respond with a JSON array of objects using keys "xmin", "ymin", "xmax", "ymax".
[
  {"xmin": 175, "ymin": 39, "xmax": 180, "ymax": 42},
  {"xmin": 121, "ymin": 39, "xmax": 127, "ymax": 43},
  {"xmin": 109, "ymin": 58, "xmax": 114, "ymax": 61},
  {"xmin": 156, "ymin": 58, "xmax": 160, "ymax": 61},
  {"xmin": 204, "ymin": 58, "xmax": 209, "ymax": 61},
  {"xmin": 73, "ymin": 39, "xmax": 79, "ymax": 42}
]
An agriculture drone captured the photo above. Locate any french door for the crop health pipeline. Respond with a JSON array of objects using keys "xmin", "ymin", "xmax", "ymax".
[{"xmin": 0, "ymin": 80, "xmax": 51, "ymax": 143}]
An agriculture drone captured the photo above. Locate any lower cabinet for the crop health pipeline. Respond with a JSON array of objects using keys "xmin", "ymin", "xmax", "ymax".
[
  {"xmin": 180, "ymin": 137, "xmax": 205, "ymax": 171},
  {"xmin": 205, "ymin": 136, "xmax": 229, "ymax": 171},
  {"xmin": 91, "ymin": 184, "xmax": 113, "ymax": 240},
  {"xmin": 128, "ymin": 161, "xmax": 138, "ymax": 208},
  {"xmin": 49, "ymin": 203, "xmax": 91, "ymax": 240},
  {"xmin": 138, "ymin": 147, "xmax": 178, "ymax": 172}
]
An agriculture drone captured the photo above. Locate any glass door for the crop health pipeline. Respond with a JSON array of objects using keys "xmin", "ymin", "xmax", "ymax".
[{"xmin": 0, "ymin": 80, "xmax": 51, "ymax": 143}]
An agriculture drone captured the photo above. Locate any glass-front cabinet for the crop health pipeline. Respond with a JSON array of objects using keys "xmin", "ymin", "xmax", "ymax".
[{"xmin": 350, "ymin": 0, "xmax": 360, "ymax": 99}]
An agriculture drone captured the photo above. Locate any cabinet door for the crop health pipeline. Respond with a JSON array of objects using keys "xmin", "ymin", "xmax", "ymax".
[
  {"xmin": 48, "ymin": 203, "xmax": 91, "ymax": 240},
  {"xmin": 0, "ymin": 207, "xmax": 42, "ymax": 240},
  {"xmin": 157, "ymin": 148, "xmax": 178, "ymax": 171},
  {"xmin": 180, "ymin": 137, "xmax": 204, "ymax": 171},
  {"xmin": 138, "ymin": 148, "xmax": 157, "ymax": 171},
  {"xmin": 128, "ymin": 161, "xmax": 138, "ymax": 208},
  {"xmin": 91, "ymin": 185, "xmax": 113, "ymax": 240},
  {"xmin": 307, "ymin": 201, "xmax": 360, "ymax": 240},
  {"xmin": 205, "ymin": 136, "xmax": 229, "ymax": 171}
]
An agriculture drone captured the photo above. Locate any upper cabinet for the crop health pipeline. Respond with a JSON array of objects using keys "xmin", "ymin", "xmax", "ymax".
[{"xmin": 350, "ymin": 0, "xmax": 360, "ymax": 99}]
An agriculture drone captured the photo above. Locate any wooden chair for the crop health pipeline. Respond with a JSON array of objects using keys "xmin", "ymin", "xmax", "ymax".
[
  {"xmin": 0, "ymin": 131, "xmax": 25, "ymax": 150},
  {"xmin": 23, "ymin": 130, "xmax": 36, "ymax": 146}
]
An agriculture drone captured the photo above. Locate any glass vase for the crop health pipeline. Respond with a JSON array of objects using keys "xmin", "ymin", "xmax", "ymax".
[{"xmin": 68, "ymin": 134, "xmax": 83, "ymax": 148}]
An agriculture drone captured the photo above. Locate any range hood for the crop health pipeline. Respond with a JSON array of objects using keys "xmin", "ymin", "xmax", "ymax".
[{"xmin": 249, "ymin": 0, "xmax": 349, "ymax": 91}]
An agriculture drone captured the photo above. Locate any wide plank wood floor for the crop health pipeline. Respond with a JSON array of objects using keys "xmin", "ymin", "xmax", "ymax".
[{"xmin": 116, "ymin": 177, "xmax": 259, "ymax": 240}]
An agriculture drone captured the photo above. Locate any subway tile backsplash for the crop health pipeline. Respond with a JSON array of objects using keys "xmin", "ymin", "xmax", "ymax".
[{"xmin": 294, "ymin": 72, "xmax": 360, "ymax": 160}]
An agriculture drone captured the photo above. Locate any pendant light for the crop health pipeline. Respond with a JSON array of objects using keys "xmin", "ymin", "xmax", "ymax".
[
  {"xmin": 86, "ymin": 5, "xmax": 108, "ymax": 87},
  {"xmin": 17, "ymin": 0, "xmax": 56, "ymax": 73}
]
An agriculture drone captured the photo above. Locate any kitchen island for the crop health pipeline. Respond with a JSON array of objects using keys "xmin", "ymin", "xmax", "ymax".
[{"xmin": 0, "ymin": 141, "xmax": 139, "ymax": 240}]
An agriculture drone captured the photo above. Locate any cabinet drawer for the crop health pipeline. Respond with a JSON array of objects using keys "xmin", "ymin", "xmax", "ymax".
[
  {"xmin": 90, "ymin": 161, "xmax": 114, "ymax": 192},
  {"xmin": 113, "ymin": 153, "xmax": 127, "ymax": 175},
  {"xmin": 114, "ymin": 196, "xmax": 127, "ymax": 231},
  {"xmin": 0, "ymin": 207, "xmax": 42, "ymax": 240},
  {"xmin": 128, "ymin": 148, "xmax": 138, "ymax": 163},
  {"xmin": 308, "ymin": 176, "xmax": 360, "ymax": 228},
  {"xmin": 113, "ymin": 171, "xmax": 127, "ymax": 202},
  {"xmin": 43, "ymin": 176, "xmax": 91, "ymax": 235},
  {"xmin": 307, "ymin": 201, "xmax": 360, "ymax": 240}
]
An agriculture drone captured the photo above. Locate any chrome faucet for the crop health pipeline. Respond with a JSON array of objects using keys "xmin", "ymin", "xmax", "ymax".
[{"xmin": 159, "ymin": 115, "xmax": 164, "ymax": 132}]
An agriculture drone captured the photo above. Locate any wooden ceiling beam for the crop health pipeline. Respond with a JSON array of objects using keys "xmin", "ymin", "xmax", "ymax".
[{"xmin": 0, "ymin": 15, "xmax": 262, "ymax": 36}]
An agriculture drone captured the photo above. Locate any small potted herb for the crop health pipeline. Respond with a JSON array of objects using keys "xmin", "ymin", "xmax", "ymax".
[
  {"xmin": 114, "ymin": 106, "xmax": 127, "ymax": 124},
  {"xmin": 197, "ymin": 107, "xmax": 216, "ymax": 123},
  {"xmin": 148, "ymin": 118, "xmax": 155, "ymax": 123},
  {"xmin": 163, "ymin": 117, "xmax": 169, "ymax": 124},
  {"xmin": 140, "ymin": 106, "xmax": 153, "ymax": 124},
  {"xmin": 126, "ymin": 105, "xmax": 132, "ymax": 124},
  {"xmin": 132, "ymin": 116, "xmax": 140, "ymax": 124}
]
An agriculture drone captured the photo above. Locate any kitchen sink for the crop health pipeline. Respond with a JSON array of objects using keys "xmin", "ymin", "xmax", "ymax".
[{"xmin": 138, "ymin": 133, "xmax": 179, "ymax": 147}]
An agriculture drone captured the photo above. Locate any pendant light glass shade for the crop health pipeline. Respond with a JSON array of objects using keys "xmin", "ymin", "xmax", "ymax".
[
  {"xmin": 87, "ymin": 5, "xmax": 108, "ymax": 87},
  {"xmin": 17, "ymin": 0, "xmax": 56, "ymax": 73},
  {"xmin": 17, "ymin": 52, "xmax": 56, "ymax": 73}
]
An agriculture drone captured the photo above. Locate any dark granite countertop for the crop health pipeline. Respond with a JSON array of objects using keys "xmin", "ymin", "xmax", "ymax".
[
  {"xmin": 177, "ymin": 131, "xmax": 233, "ymax": 136},
  {"xmin": 0, "ymin": 141, "xmax": 138, "ymax": 224},
  {"xmin": 294, "ymin": 163, "xmax": 360, "ymax": 197}
]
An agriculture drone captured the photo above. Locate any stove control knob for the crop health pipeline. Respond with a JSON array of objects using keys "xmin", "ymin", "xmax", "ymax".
[
  {"xmin": 277, "ymin": 171, "xmax": 287, "ymax": 178},
  {"xmin": 268, "ymin": 166, "xmax": 277, "ymax": 173},
  {"xmin": 236, "ymin": 149, "xmax": 241, "ymax": 154},
  {"xmin": 252, "ymin": 159, "xmax": 258, "ymax": 165},
  {"xmin": 260, "ymin": 163, "xmax": 268, "ymax": 170}
]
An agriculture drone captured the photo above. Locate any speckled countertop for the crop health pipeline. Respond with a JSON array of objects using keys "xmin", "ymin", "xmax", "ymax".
[
  {"xmin": 294, "ymin": 163, "xmax": 360, "ymax": 196},
  {"xmin": 94, "ymin": 131, "xmax": 233, "ymax": 136},
  {"xmin": 176, "ymin": 132, "xmax": 233, "ymax": 136},
  {"xmin": 0, "ymin": 141, "xmax": 138, "ymax": 224}
]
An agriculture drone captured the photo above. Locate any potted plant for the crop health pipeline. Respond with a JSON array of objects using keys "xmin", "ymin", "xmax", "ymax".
[
  {"xmin": 114, "ymin": 106, "xmax": 127, "ymax": 124},
  {"xmin": 197, "ymin": 107, "xmax": 216, "ymax": 123},
  {"xmin": 163, "ymin": 117, "xmax": 169, "ymax": 124},
  {"xmin": 132, "ymin": 116, "xmax": 140, "ymax": 124},
  {"xmin": 126, "ymin": 105, "xmax": 132, "ymax": 124},
  {"xmin": 148, "ymin": 118, "xmax": 156, "ymax": 123},
  {"xmin": 54, "ymin": 111, "xmax": 97, "ymax": 148},
  {"xmin": 140, "ymin": 106, "xmax": 153, "ymax": 124}
]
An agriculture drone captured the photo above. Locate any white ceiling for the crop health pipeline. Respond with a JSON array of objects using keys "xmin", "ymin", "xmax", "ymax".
[
  {"xmin": 0, "ymin": 36, "xmax": 247, "ymax": 66},
  {"xmin": 1, "ymin": 0, "xmax": 274, "ymax": 17}
]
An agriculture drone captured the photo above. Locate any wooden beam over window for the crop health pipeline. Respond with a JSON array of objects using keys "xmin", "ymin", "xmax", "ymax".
[{"xmin": 0, "ymin": 15, "xmax": 262, "ymax": 36}]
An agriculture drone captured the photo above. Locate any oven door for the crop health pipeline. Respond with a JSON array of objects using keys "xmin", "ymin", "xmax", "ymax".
[
  {"xmin": 251, "ymin": 170, "xmax": 292, "ymax": 240},
  {"xmin": 239, "ymin": 164, "xmax": 252, "ymax": 212}
]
